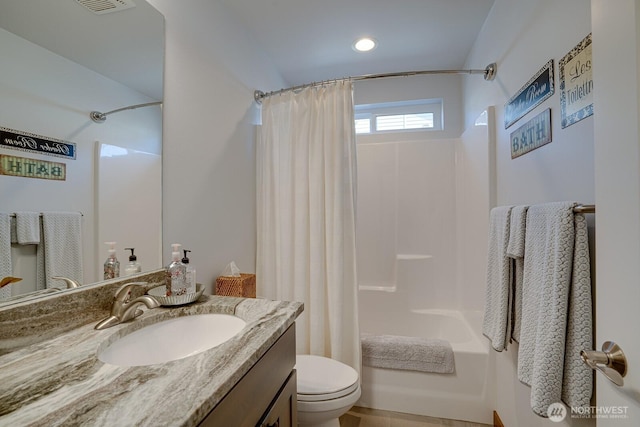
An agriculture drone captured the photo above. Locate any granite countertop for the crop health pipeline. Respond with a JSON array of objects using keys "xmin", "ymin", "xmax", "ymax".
[{"xmin": 0, "ymin": 295, "xmax": 303, "ymax": 426}]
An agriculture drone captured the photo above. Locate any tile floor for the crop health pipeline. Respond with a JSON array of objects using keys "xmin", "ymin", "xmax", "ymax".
[{"xmin": 339, "ymin": 406, "xmax": 492, "ymax": 427}]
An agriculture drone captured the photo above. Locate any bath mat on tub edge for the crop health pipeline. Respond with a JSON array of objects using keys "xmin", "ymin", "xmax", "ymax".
[{"xmin": 361, "ymin": 333, "xmax": 455, "ymax": 374}]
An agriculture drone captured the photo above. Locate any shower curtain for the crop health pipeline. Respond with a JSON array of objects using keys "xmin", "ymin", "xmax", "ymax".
[{"xmin": 257, "ymin": 81, "xmax": 361, "ymax": 372}]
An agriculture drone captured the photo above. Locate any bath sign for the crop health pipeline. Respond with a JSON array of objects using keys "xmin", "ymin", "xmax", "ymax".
[
  {"xmin": 504, "ymin": 60, "xmax": 555, "ymax": 129},
  {"xmin": 0, "ymin": 126, "xmax": 76, "ymax": 160},
  {"xmin": 559, "ymin": 34, "xmax": 593, "ymax": 128},
  {"xmin": 0, "ymin": 154, "xmax": 66, "ymax": 180},
  {"xmin": 510, "ymin": 108, "xmax": 552, "ymax": 159}
]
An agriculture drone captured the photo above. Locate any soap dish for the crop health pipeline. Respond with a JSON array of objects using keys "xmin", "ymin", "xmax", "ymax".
[{"xmin": 147, "ymin": 283, "xmax": 204, "ymax": 306}]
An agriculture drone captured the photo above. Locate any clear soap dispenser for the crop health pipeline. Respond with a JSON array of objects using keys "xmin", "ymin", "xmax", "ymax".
[
  {"xmin": 124, "ymin": 248, "xmax": 142, "ymax": 276},
  {"xmin": 182, "ymin": 249, "xmax": 197, "ymax": 294},
  {"xmin": 165, "ymin": 243, "xmax": 187, "ymax": 296},
  {"xmin": 104, "ymin": 242, "xmax": 120, "ymax": 280}
]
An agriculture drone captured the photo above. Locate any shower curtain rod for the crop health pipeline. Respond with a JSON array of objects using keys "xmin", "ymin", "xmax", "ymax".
[
  {"xmin": 90, "ymin": 101, "xmax": 163, "ymax": 123},
  {"xmin": 254, "ymin": 62, "xmax": 497, "ymax": 103}
]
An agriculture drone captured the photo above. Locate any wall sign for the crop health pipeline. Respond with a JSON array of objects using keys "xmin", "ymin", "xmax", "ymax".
[
  {"xmin": 0, "ymin": 127, "xmax": 76, "ymax": 160},
  {"xmin": 0, "ymin": 154, "xmax": 66, "ymax": 180},
  {"xmin": 510, "ymin": 108, "xmax": 552, "ymax": 159},
  {"xmin": 559, "ymin": 33, "xmax": 593, "ymax": 128},
  {"xmin": 504, "ymin": 60, "xmax": 555, "ymax": 129}
]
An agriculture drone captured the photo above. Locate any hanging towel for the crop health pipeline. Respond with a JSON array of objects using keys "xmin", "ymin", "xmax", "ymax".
[
  {"xmin": 361, "ymin": 334, "xmax": 454, "ymax": 374},
  {"xmin": 0, "ymin": 213, "xmax": 12, "ymax": 299},
  {"xmin": 561, "ymin": 212, "xmax": 593, "ymax": 409},
  {"xmin": 482, "ymin": 206, "xmax": 513, "ymax": 351},
  {"xmin": 41, "ymin": 212, "xmax": 83, "ymax": 289},
  {"xmin": 15, "ymin": 212, "xmax": 41, "ymax": 245},
  {"xmin": 506, "ymin": 205, "xmax": 528, "ymax": 343},
  {"xmin": 517, "ymin": 202, "xmax": 593, "ymax": 417}
]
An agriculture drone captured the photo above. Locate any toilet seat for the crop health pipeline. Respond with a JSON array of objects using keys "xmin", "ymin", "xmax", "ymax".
[{"xmin": 296, "ymin": 355, "xmax": 359, "ymax": 402}]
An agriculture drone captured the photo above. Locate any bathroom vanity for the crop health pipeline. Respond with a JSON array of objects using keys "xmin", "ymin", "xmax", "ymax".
[{"xmin": 0, "ymin": 272, "xmax": 303, "ymax": 426}]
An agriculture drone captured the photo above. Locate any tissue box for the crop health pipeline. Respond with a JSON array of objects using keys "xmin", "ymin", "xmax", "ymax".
[{"xmin": 215, "ymin": 273, "xmax": 256, "ymax": 298}]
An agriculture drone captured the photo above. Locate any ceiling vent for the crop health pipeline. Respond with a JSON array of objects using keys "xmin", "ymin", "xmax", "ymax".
[{"xmin": 75, "ymin": 0, "xmax": 136, "ymax": 15}]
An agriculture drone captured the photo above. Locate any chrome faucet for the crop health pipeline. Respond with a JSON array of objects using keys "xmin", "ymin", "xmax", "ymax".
[
  {"xmin": 95, "ymin": 282, "xmax": 160, "ymax": 330},
  {"xmin": 52, "ymin": 276, "xmax": 81, "ymax": 289}
]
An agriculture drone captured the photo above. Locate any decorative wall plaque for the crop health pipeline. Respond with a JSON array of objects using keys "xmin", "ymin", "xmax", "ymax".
[
  {"xmin": 510, "ymin": 108, "xmax": 552, "ymax": 159},
  {"xmin": 0, "ymin": 126, "xmax": 76, "ymax": 160},
  {"xmin": 559, "ymin": 33, "xmax": 593, "ymax": 128},
  {"xmin": 504, "ymin": 60, "xmax": 555, "ymax": 129},
  {"xmin": 0, "ymin": 154, "xmax": 66, "ymax": 180}
]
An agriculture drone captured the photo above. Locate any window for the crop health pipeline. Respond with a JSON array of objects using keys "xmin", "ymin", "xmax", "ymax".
[{"xmin": 354, "ymin": 98, "xmax": 443, "ymax": 134}]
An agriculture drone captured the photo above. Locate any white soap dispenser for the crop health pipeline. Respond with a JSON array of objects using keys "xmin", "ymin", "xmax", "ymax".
[
  {"xmin": 124, "ymin": 248, "xmax": 142, "ymax": 276},
  {"xmin": 104, "ymin": 242, "xmax": 120, "ymax": 280},
  {"xmin": 165, "ymin": 243, "xmax": 187, "ymax": 296},
  {"xmin": 182, "ymin": 249, "xmax": 197, "ymax": 294}
]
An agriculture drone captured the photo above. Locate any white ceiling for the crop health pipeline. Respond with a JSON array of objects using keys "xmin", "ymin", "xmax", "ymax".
[
  {"xmin": 219, "ymin": 0, "xmax": 495, "ymax": 87},
  {"xmin": 0, "ymin": 0, "xmax": 164, "ymax": 101},
  {"xmin": 0, "ymin": 1, "xmax": 495, "ymax": 100}
]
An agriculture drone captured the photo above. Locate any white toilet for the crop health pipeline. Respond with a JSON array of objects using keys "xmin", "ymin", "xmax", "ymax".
[{"xmin": 296, "ymin": 354, "xmax": 361, "ymax": 427}]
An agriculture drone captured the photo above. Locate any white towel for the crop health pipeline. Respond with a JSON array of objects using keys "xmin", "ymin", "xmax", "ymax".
[
  {"xmin": 0, "ymin": 213, "xmax": 12, "ymax": 299},
  {"xmin": 482, "ymin": 206, "xmax": 513, "ymax": 351},
  {"xmin": 506, "ymin": 205, "xmax": 528, "ymax": 343},
  {"xmin": 15, "ymin": 212, "xmax": 41, "ymax": 244},
  {"xmin": 361, "ymin": 334, "xmax": 454, "ymax": 374},
  {"xmin": 517, "ymin": 202, "xmax": 593, "ymax": 416},
  {"xmin": 41, "ymin": 212, "xmax": 83, "ymax": 289}
]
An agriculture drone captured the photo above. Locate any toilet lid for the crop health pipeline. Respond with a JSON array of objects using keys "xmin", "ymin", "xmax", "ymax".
[{"xmin": 296, "ymin": 355, "xmax": 359, "ymax": 401}]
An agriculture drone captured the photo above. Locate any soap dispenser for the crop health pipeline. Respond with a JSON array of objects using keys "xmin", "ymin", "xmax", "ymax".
[
  {"xmin": 165, "ymin": 243, "xmax": 187, "ymax": 296},
  {"xmin": 124, "ymin": 248, "xmax": 142, "ymax": 276},
  {"xmin": 182, "ymin": 249, "xmax": 197, "ymax": 294},
  {"xmin": 104, "ymin": 242, "xmax": 120, "ymax": 280}
]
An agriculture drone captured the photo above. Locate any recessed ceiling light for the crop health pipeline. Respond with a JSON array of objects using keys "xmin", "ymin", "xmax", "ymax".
[{"xmin": 353, "ymin": 37, "xmax": 377, "ymax": 52}]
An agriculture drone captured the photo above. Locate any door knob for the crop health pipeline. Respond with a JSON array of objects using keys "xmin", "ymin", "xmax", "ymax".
[{"xmin": 580, "ymin": 341, "xmax": 627, "ymax": 386}]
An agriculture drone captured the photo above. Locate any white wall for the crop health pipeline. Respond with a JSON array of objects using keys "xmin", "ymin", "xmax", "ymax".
[
  {"xmin": 463, "ymin": 0, "xmax": 594, "ymax": 425},
  {"xmin": 455, "ymin": 107, "xmax": 495, "ymax": 312},
  {"xmin": 146, "ymin": 0, "xmax": 286, "ymax": 293},
  {"xmin": 0, "ymin": 27, "xmax": 161, "ymax": 287}
]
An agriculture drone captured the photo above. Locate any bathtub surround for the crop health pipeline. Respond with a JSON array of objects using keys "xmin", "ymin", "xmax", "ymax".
[
  {"xmin": 257, "ymin": 81, "xmax": 360, "ymax": 372},
  {"xmin": 355, "ymin": 107, "xmax": 494, "ymax": 424},
  {"xmin": 482, "ymin": 206, "xmax": 513, "ymax": 352},
  {"xmin": 361, "ymin": 333, "xmax": 454, "ymax": 374},
  {"xmin": 518, "ymin": 202, "xmax": 592, "ymax": 415}
]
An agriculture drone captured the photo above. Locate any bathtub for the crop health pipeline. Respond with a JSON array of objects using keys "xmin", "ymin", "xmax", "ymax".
[{"xmin": 357, "ymin": 299, "xmax": 493, "ymax": 424}]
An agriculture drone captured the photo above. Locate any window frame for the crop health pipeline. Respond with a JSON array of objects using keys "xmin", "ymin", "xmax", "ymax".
[{"xmin": 354, "ymin": 98, "xmax": 443, "ymax": 135}]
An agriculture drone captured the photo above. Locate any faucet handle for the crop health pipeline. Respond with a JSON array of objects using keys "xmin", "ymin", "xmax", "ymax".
[{"xmin": 114, "ymin": 282, "xmax": 149, "ymax": 302}]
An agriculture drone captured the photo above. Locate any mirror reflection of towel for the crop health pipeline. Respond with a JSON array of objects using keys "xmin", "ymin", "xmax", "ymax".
[
  {"xmin": 15, "ymin": 212, "xmax": 41, "ymax": 245},
  {"xmin": 40, "ymin": 212, "xmax": 83, "ymax": 289},
  {"xmin": 0, "ymin": 213, "xmax": 12, "ymax": 299}
]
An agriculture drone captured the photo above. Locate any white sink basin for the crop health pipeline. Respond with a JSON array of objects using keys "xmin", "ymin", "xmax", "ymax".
[{"xmin": 98, "ymin": 314, "xmax": 246, "ymax": 366}]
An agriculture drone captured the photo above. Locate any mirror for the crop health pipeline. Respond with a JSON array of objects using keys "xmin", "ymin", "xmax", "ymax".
[{"xmin": 0, "ymin": 0, "xmax": 164, "ymax": 305}]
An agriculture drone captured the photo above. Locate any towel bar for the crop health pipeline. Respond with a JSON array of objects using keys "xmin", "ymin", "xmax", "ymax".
[{"xmin": 573, "ymin": 204, "xmax": 595, "ymax": 214}]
